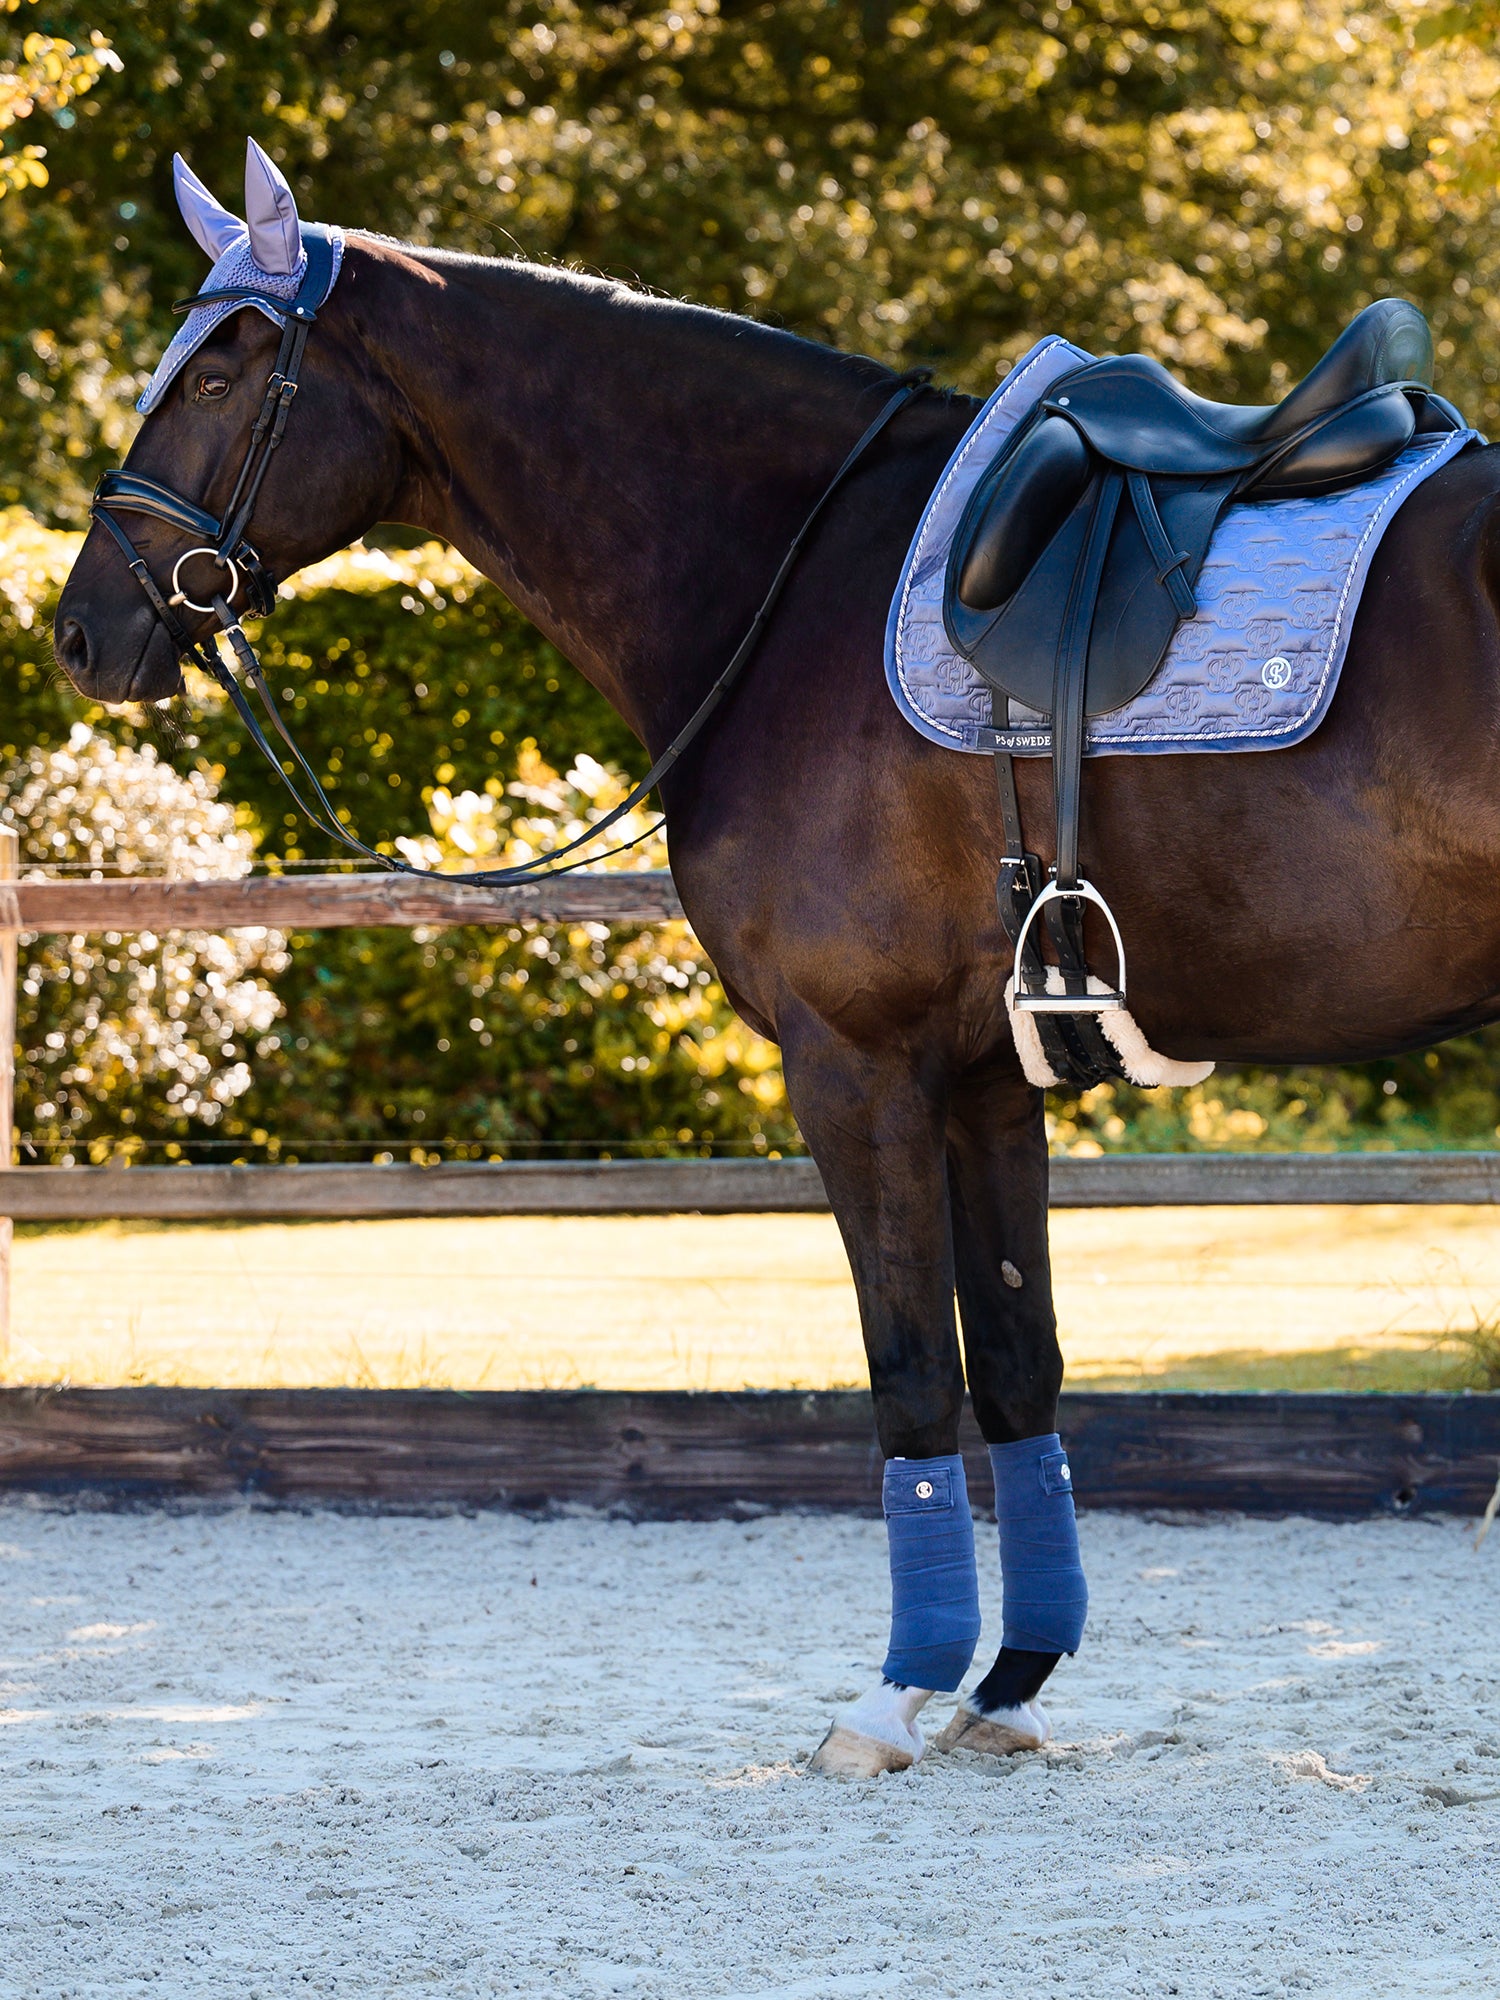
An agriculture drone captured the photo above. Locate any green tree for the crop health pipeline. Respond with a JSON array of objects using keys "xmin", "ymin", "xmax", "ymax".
[
  {"xmin": 0, "ymin": 0, "xmax": 115, "ymax": 198},
  {"xmin": 10, "ymin": 1, "xmax": 1500, "ymax": 1160},
  {"xmin": 11, "ymin": 0, "xmax": 1500, "ymax": 520}
]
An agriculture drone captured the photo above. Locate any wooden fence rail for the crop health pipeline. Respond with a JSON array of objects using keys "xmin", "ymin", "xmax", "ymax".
[
  {"xmin": 7, "ymin": 866, "xmax": 1500, "ymax": 1314},
  {"xmin": 1, "ymin": 868, "xmax": 685, "ymax": 933},
  {"xmin": 1, "ymin": 1387, "xmax": 1495, "ymax": 1518},
  {"xmin": 8, "ymin": 1150, "xmax": 1500, "ymax": 1221}
]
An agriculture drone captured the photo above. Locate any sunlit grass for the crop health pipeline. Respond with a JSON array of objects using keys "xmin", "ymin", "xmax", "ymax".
[
  {"xmin": 1071, "ymin": 1342, "xmax": 1484, "ymax": 1394},
  {"xmin": 7, "ymin": 1205, "xmax": 1500, "ymax": 1393}
]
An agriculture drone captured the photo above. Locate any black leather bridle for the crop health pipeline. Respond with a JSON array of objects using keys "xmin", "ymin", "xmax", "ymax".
[
  {"xmin": 91, "ymin": 230, "xmax": 928, "ymax": 883},
  {"xmin": 93, "ymin": 228, "xmax": 336, "ymax": 683}
]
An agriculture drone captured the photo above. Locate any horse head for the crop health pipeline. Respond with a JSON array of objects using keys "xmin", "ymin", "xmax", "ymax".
[{"xmin": 54, "ymin": 139, "xmax": 400, "ymax": 704}]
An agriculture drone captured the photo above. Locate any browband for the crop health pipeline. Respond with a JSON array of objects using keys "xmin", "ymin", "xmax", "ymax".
[{"xmin": 170, "ymin": 232, "xmax": 335, "ymax": 325}]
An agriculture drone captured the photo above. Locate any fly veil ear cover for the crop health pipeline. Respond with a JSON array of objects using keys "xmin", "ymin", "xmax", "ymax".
[
  {"xmin": 136, "ymin": 138, "xmax": 343, "ymax": 415},
  {"xmin": 174, "ymin": 137, "xmax": 302, "ymax": 272},
  {"xmin": 242, "ymin": 135, "xmax": 302, "ymax": 275},
  {"xmin": 172, "ymin": 153, "xmax": 241, "ymax": 262}
]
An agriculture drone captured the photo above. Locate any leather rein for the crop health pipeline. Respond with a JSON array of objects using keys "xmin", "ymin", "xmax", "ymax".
[{"xmin": 91, "ymin": 228, "xmax": 928, "ymax": 885}]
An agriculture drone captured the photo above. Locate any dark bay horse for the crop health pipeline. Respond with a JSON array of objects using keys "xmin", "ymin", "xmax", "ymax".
[{"xmin": 53, "ymin": 152, "xmax": 1500, "ymax": 1776}]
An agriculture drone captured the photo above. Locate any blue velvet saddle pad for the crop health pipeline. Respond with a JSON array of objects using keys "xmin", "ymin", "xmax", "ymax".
[{"xmin": 885, "ymin": 337, "xmax": 1480, "ymax": 757}]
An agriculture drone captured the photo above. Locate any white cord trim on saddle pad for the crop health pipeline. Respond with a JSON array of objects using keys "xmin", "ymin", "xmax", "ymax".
[{"xmin": 1004, "ymin": 968, "xmax": 1216, "ymax": 1091}]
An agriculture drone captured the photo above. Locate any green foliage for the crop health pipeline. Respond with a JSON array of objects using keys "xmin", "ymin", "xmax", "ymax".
[
  {"xmin": 10, "ymin": 0, "xmax": 1500, "ymax": 520},
  {"xmin": 225, "ymin": 750, "xmax": 797, "ymax": 1164},
  {"xmin": 0, "ymin": 3, "xmax": 117, "ymax": 200},
  {"xmin": 3, "ymin": 725, "xmax": 287, "ymax": 1159},
  {"xmin": 1051, "ymin": 1043, "xmax": 1500, "ymax": 1156},
  {"xmin": 8, "ymin": 1, "xmax": 1500, "ymax": 1157},
  {"xmin": 194, "ymin": 575, "xmax": 640, "ymax": 864}
]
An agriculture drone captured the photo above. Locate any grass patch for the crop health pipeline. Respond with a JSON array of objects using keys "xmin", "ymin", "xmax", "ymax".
[{"xmin": 1072, "ymin": 1343, "xmax": 1488, "ymax": 1394}]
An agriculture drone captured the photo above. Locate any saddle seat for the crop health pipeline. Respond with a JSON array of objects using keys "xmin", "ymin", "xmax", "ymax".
[{"xmin": 1044, "ymin": 297, "xmax": 1438, "ymax": 485}]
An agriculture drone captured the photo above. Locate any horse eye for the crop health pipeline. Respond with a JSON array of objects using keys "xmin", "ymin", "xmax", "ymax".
[{"xmin": 196, "ymin": 374, "xmax": 230, "ymax": 401}]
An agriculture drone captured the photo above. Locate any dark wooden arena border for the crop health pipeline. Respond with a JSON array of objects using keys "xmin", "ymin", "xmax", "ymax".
[{"xmin": 0, "ymin": 1387, "xmax": 1496, "ymax": 1519}]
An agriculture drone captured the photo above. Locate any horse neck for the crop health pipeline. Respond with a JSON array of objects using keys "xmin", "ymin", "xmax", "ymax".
[{"xmin": 344, "ymin": 239, "xmax": 897, "ymax": 748}]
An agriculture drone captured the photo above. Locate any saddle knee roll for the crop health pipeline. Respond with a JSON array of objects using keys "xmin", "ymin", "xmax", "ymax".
[
  {"xmin": 989, "ymin": 1434, "xmax": 1089, "ymax": 1656},
  {"xmin": 881, "ymin": 1454, "xmax": 982, "ymax": 1693},
  {"xmin": 953, "ymin": 414, "xmax": 1093, "ymax": 612}
]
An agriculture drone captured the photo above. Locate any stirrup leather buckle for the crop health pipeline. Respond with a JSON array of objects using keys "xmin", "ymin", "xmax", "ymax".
[{"xmin": 1009, "ymin": 878, "xmax": 1127, "ymax": 1014}]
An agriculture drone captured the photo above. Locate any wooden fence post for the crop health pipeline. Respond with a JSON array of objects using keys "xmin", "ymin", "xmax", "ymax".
[{"xmin": 0, "ymin": 828, "xmax": 16, "ymax": 1367}]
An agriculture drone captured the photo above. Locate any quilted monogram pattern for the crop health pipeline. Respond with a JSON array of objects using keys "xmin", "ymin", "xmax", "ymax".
[{"xmin": 884, "ymin": 337, "xmax": 1478, "ymax": 758}]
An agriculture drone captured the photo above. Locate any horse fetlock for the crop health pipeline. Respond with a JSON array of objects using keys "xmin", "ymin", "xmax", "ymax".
[
  {"xmin": 807, "ymin": 1683, "xmax": 933, "ymax": 1779},
  {"xmin": 933, "ymin": 1697, "xmax": 1051, "ymax": 1758},
  {"xmin": 970, "ymin": 1642, "xmax": 1063, "ymax": 1713}
]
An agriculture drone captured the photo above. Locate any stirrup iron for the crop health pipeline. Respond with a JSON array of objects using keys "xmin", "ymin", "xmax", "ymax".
[{"xmin": 1009, "ymin": 878, "xmax": 1127, "ymax": 1015}]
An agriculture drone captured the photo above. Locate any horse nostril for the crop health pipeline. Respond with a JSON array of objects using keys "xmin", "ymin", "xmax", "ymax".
[{"xmin": 54, "ymin": 616, "xmax": 93, "ymax": 686}]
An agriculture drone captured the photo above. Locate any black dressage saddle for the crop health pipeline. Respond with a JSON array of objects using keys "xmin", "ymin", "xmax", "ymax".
[{"xmin": 940, "ymin": 299, "xmax": 1466, "ymax": 1085}]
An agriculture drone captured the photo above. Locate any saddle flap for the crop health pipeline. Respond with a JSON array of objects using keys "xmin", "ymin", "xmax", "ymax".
[
  {"xmin": 951, "ymin": 413, "xmax": 1094, "ymax": 612},
  {"xmin": 1086, "ymin": 478, "xmax": 1232, "ymax": 708},
  {"xmin": 943, "ymin": 466, "xmax": 1234, "ymax": 719}
]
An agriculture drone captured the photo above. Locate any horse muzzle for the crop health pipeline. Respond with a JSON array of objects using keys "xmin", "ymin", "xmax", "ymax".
[{"xmin": 52, "ymin": 581, "xmax": 185, "ymax": 705}]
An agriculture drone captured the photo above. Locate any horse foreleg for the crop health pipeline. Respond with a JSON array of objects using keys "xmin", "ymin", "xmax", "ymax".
[
  {"xmin": 777, "ymin": 1016, "xmax": 978, "ymax": 1778},
  {"xmin": 935, "ymin": 1060, "xmax": 1087, "ymax": 1758}
]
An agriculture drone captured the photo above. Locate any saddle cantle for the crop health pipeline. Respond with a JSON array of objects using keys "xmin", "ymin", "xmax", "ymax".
[{"xmin": 939, "ymin": 300, "xmax": 1466, "ymax": 1085}]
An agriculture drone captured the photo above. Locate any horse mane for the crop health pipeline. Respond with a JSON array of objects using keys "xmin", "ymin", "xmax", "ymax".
[{"xmin": 346, "ymin": 230, "xmax": 909, "ymax": 399}]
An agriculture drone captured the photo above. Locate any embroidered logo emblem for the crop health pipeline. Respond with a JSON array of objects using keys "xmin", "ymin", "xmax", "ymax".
[{"xmin": 1261, "ymin": 655, "xmax": 1293, "ymax": 689}]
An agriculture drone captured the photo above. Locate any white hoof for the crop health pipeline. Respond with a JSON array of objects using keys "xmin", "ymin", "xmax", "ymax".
[
  {"xmin": 933, "ymin": 1697, "xmax": 1051, "ymax": 1757},
  {"xmin": 807, "ymin": 1684, "xmax": 933, "ymax": 1778}
]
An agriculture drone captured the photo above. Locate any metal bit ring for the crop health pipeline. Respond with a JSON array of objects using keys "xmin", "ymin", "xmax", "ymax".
[{"xmin": 169, "ymin": 546, "xmax": 239, "ymax": 615}]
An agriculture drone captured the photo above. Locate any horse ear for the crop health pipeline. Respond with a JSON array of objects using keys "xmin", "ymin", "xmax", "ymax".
[
  {"xmin": 172, "ymin": 154, "xmax": 242, "ymax": 263},
  {"xmin": 243, "ymin": 136, "xmax": 302, "ymax": 275}
]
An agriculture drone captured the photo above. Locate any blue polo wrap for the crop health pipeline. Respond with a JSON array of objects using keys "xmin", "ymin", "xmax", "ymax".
[
  {"xmin": 989, "ymin": 1434, "xmax": 1089, "ymax": 1655},
  {"xmin": 880, "ymin": 1453, "xmax": 981, "ymax": 1692}
]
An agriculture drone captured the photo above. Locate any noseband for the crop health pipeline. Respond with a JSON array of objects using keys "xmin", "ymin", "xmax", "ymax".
[{"xmin": 90, "ymin": 237, "xmax": 927, "ymax": 882}]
